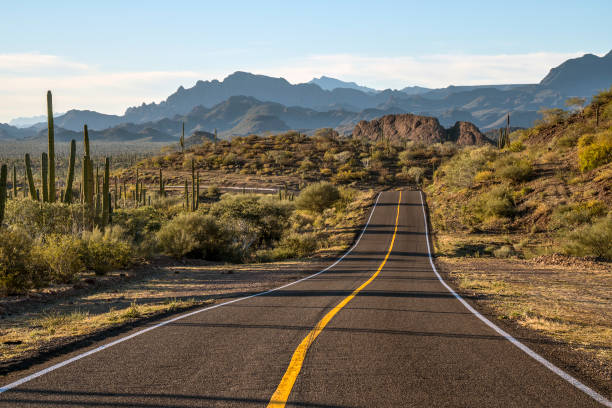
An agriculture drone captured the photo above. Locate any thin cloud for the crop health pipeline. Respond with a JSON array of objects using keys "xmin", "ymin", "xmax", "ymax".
[
  {"xmin": 0, "ymin": 53, "xmax": 89, "ymax": 72},
  {"xmin": 261, "ymin": 52, "xmax": 590, "ymax": 88}
]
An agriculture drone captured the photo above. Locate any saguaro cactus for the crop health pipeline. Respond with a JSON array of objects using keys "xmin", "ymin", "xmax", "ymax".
[
  {"xmin": 0, "ymin": 164, "xmax": 7, "ymax": 225},
  {"xmin": 83, "ymin": 125, "xmax": 90, "ymax": 157},
  {"xmin": 41, "ymin": 152, "xmax": 49, "ymax": 202},
  {"xmin": 25, "ymin": 154, "xmax": 37, "ymax": 200},
  {"xmin": 184, "ymin": 180, "xmax": 189, "ymax": 210},
  {"xmin": 12, "ymin": 165, "xmax": 17, "ymax": 198},
  {"xmin": 180, "ymin": 122, "xmax": 185, "ymax": 153},
  {"xmin": 64, "ymin": 140, "xmax": 76, "ymax": 203},
  {"xmin": 196, "ymin": 172, "xmax": 200, "ymax": 210},
  {"xmin": 191, "ymin": 159, "xmax": 196, "ymax": 211},
  {"xmin": 47, "ymin": 91, "xmax": 56, "ymax": 202},
  {"xmin": 102, "ymin": 157, "xmax": 110, "ymax": 227},
  {"xmin": 135, "ymin": 169, "xmax": 139, "ymax": 206},
  {"xmin": 159, "ymin": 168, "xmax": 164, "ymax": 198}
]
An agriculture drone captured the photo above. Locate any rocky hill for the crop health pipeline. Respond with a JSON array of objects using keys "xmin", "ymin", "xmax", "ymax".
[{"xmin": 353, "ymin": 114, "xmax": 490, "ymax": 145}]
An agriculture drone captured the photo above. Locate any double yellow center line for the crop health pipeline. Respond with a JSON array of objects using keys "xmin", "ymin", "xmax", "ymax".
[{"xmin": 267, "ymin": 192, "xmax": 402, "ymax": 407}]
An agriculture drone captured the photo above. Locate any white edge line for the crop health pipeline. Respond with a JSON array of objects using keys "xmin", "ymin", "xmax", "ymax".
[
  {"xmin": 0, "ymin": 193, "xmax": 383, "ymax": 394},
  {"xmin": 418, "ymin": 191, "xmax": 612, "ymax": 407}
]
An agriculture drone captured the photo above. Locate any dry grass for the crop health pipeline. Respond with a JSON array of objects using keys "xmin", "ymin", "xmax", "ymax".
[{"xmin": 437, "ymin": 253, "xmax": 612, "ymax": 368}]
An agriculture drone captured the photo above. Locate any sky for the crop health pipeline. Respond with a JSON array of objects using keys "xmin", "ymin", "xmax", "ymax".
[{"xmin": 1, "ymin": 0, "xmax": 611, "ymax": 122}]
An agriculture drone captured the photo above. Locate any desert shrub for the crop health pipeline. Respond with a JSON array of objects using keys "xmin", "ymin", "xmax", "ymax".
[
  {"xmin": 36, "ymin": 234, "xmax": 84, "ymax": 283},
  {"xmin": 495, "ymin": 156, "xmax": 533, "ymax": 183},
  {"xmin": 112, "ymin": 206, "xmax": 166, "ymax": 244},
  {"xmin": 563, "ymin": 216, "xmax": 612, "ymax": 260},
  {"xmin": 469, "ymin": 185, "xmax": 515, "ymax": 229},
  {"xmin": 0, "ymin": 227, "xmax": 38, "ymax": 294},
  {"xmin": 406, "ymin": 167, "xmax": 426, "ymax": 185},
  {"xmin": 578, "ymin": 130, "xmax": 612, "ymax": 171},
  {"xmin": 81, "ymin": 226, "xmax": 133, "ymax": 275},
  {"xmin": 557, "ymin": 134, "xmax": 580, "ymax": 148},
  {"xmin": 296, "ymin": 182, "xmax": 341, "ymax": 213},
  {"xmin": 549, "ymin": 200, "xmax": 608, "ymax": 229},
  {"xmin": 4, "ymin": 199, "xmax": 85, "ymax": 237},
  {"xmin": 156, "ymin": 212, "xmax": 229, "ymax": 259},
  {"xmin": 434, "ymin": 142, "xmax": 457, "ymax": 157},
  {"xmin": 473, "ymin": 170, "xmax": 494, "ymax": 183},
  {"xmin": 508, "ymin": 141, "xmax": 525, "ymax": 152},
  {"xmin": 493, "ymin": 245, "xmax": 514, "ymax": 258},
  {"xmin": 435, "ymin": 146, "xmax": 497, "ymax": 189},
  {"xmin": 280, "ymin": 232, "xmax": 319, "ymax": 258},
  {"xmin": 211, "ymin": 194, "xmax": 293, "ymax": 248}
]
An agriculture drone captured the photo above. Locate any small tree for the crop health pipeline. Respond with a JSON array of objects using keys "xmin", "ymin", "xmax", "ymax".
[{"xmin": 565, "ymin": 97, "xmax": 586, "ymax": 113}]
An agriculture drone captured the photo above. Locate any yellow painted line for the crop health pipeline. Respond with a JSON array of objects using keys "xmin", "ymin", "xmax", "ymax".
[{"xmin": 267, "ymin": 191, "xmax": 402, "ymax": 407}]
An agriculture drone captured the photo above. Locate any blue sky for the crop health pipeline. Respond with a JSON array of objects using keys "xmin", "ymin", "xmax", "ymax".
[{"xmin": 1, "ymin": 0, "xmax": 611, "ymax": 121}]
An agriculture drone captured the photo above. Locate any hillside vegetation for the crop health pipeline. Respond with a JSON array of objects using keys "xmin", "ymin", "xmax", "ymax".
[{"xmin": 428, "ymin": 88, "xmax": 612, "ymax": 260}]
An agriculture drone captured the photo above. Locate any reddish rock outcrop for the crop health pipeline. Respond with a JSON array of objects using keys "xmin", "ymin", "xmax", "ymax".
[
  {"xmin": 447, "ymin": 121, "xmax": 490, "ymax": 146},
  {"xmin": 352, "ymin": 114, "xmax": 491, "ymax": 146}
]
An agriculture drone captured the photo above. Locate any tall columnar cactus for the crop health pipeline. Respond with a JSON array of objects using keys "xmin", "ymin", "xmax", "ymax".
[
  {"xmin": 82, "ymin": 156, "xmax": 88, "ymax": 205},
  {"xmin": 114, "ymin": 177, "xmax": 118, "ymax": 209},
  {"xmin": 12, "ymin": 165, "xmax": 17, "ymax": 198},
  {"xmin": 135, "ymin": 169, "xmax": 139, "ymax": 206},
  {"xmin": 196, "ymin": 172, "xmax": 200, "ymax": 210},
  {"xmin": 214, "ymin": 128, "xmax": 218, "ymax": 144},
  {"xmin": 191, "ymin": 159, "xmax": 196, "ymax": 211},
  {"xmin": 83, "ymin": 125, "xmax": 90, "ymax": 157},
  {"xmin": 180, "ymin": 122, "xmax": 185, "ymax": 153},
  {"xmin": 25, "ymin": 154, "xmax": 37, "ymax": 200},
  {"xmin": 184, "ymin": 180, "xmax": 189, "ymax": 210},
  {"xmin": 102, "ymin": 157, "xmax": 110, "ymax": 227},
  {"xmin": 0, "ymin": 164, "xmax": 7, "ymax": 225},
  {"xmin": 47, "ymin": 91, "xmax": 56, "ymax": 202},
  {"xmin": 159, "ymin": 168, "xmax": 164, "ymax": 198},
  {"xmin": 41, "ymin": 152, "xmax": 49, "ymax": 202},
  {"xmin": 64, "ymin": 140, "xmax": 76, "ymax": 203}
]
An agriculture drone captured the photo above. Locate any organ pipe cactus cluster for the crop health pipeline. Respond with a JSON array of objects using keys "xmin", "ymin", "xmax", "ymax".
[{"xmin": 498, "ymin": 113, "xmax": 511, "ymax": 149}]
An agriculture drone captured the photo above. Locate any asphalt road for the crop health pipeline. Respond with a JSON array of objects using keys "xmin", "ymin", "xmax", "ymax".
[{"xmin": 0, "ymin": 190, "xmax": 608, "ymax": 407}]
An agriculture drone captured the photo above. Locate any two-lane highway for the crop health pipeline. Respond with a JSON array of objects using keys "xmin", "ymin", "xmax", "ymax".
[{"xmin": 0, "ymin": 190, "xmax": 609, "ymax": 407}]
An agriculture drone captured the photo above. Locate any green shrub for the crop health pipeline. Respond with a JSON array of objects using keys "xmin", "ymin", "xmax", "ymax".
[
  {"xmin": 0, "ymin": 227, "xmax": 38, "ymax": 294},
  {"xmin": 296, "ymin": 182, "xmax": 341, "ymax": 213},
  {"xmin": 469, "ymin": 185, "xmax": 515, "ymax": 229},
  {"xmin": 112, "ymin": 206, "xmax": 166, "ymax": 244},
  {"xmin": 279, "ymin": 232, "xmax": 318, "ymax": 258},
  {"xmin": 495, "ymin": 156, "xmax": 533, "ymax": 183},
  {"xmin": 549, "ymin": 200, "xmax": 608, "ymax": 229},
  {"xmin": 156, "ymin": 213, "xmax": 228, "ymax": 259},
  {"xmin": 435, "ymin": 146, "xmax": 497, "ymax": 189},
  {"xmin": 578, "ymin": 130, "xmax": 612, "ymax": 171},
  {"xmin": 211, "ymin": 194, "xmax": 293, "ymax": 249},
  {"xmin": 81, "ymin": 226, "xmax": 132, "ymax": 275},
  {"xmin": 4, "ymin": 199, "xmax": 85, "ymax": 237},
  {"xmin": 36, "ymin": 234, "xmax": 84, "ymax": 283},
  {"xmin": 564, "ymin": 216, "xmax": 612, "ymax": 260}
]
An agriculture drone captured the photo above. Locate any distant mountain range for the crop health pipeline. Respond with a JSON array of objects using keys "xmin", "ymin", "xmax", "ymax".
[{"xmin": 2, "ymin": 50, "xmax": 611, "ymax": 144}]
